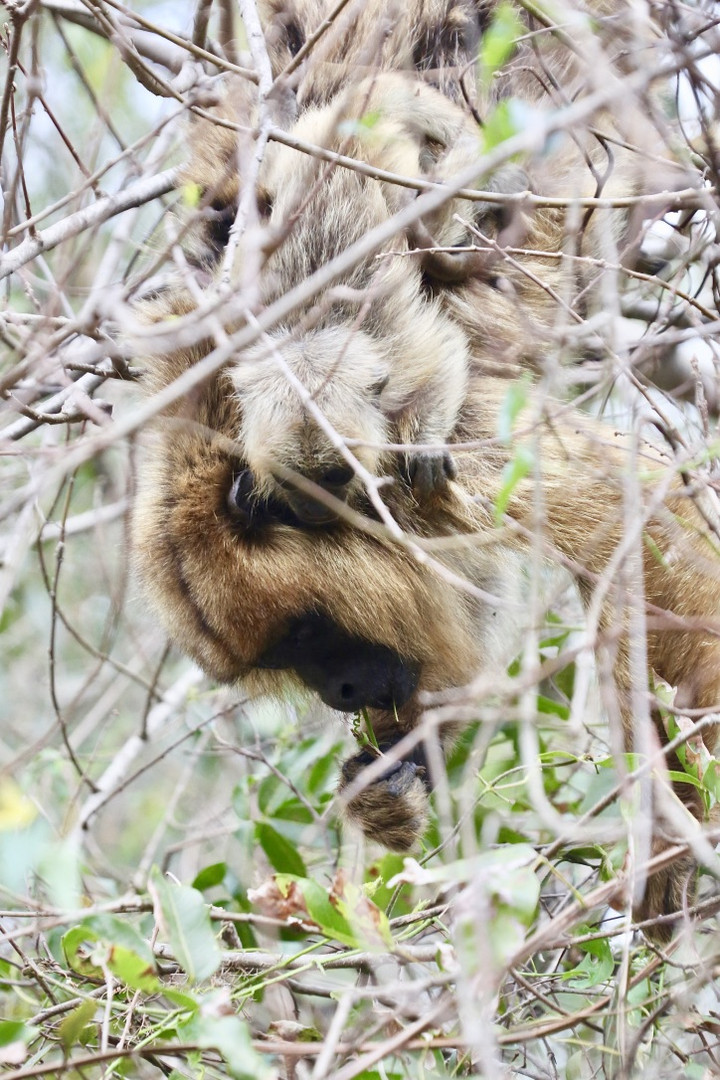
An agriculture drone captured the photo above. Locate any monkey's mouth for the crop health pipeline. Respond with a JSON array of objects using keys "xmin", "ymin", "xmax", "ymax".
[{"xmin": 256, "ymin": 613, "xmax": 421, "ymax": 712}]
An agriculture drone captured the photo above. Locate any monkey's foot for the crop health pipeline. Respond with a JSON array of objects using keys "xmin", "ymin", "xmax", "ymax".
[
  {"xmin": 339, "ymin": 748, "xmax": 430, "ymax": 851},
  {"xmin": 407, "ymin": 449, "xmax": 457, "ymax": 501}
]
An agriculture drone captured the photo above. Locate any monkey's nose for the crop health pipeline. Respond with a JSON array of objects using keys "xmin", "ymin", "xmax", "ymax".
[
  {"xmin": 284, "ymin": 457, "xmax": 358, "ymax": 524},
  {"xmin": 284, "ymin": 461, "xmax": 355, "ymax": 525},
  {"xmin": 320, "ymin": 659, "xmax": 420, "ymax": 713},
  {"xmin": 316, "ymin": 463, "xmax": 354, "ymax": 489}
]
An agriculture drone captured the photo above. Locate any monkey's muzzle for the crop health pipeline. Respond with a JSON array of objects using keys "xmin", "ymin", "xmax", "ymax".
[{"xmin": 256, "ymin": 613, "xmax": 421, "ymax": 712}]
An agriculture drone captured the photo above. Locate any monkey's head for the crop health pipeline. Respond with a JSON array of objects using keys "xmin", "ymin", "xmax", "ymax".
[
  {"xmin": 132, "ymin": 342, "xmax": 491, "ymax": 714},
  {"xmin": 231, "ymin": 326, "xmax": 392, "ymax": 525}
]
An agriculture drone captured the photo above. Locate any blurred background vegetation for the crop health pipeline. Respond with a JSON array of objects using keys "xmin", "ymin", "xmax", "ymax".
[{"xmin": 3, "ymin": 1, "xmax": 720, "ymax": 1078}]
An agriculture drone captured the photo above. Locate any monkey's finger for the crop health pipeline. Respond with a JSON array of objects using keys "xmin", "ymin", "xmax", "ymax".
[{"xmin": 408, "ymin": 449, "xmax": 456, "ymax": 500}]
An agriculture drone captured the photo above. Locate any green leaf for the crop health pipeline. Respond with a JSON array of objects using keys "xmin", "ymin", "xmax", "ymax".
[
  {"xmin": 568, "ymin": 936, "xmax": 615, "ymax": 988},
  {"xmin": 364, "ymin": 852, "xmax": 408, "ymax": 913},
  {"xmin": 0, "ymin": 1020, "xmax": 37, "ymax": 1066},
  {"xmin": 494, "ymin": 444, "xmax": 534, "ymax": 524},
  {"xmin": 481, "ymin": 99, "xmax": 521, "ymax": 152},
  {"xmin": 257, "ymin": 773, "xmax": 282, "ymax": 816},
  {"xmin": 161, "ymin": 987, "xmax": 201, "ymax": 1011},
  {"xmin": 149, "ymin": 868, "xmax": 221, "ymax": 983},
  {"xmin": 497, "ymin": 378, "xmax": 530, "ymax": 443},
  {"xmin": 255, "ymin": 822, "xmax": 306, "ymax": 876},
  {"xmin": 331, "ymin": 878, "xmax": 393, "ymax": 949},
  {"xmin": 62, "ymin": 915, "xmax": 160, "ymax": 993},
  {"xmin": 180, "ymin": 1011, "xmax": 273, "ymax": 1080},
  {"xmin": 307, "ymin": 743, "xmax": 345, "ymax": 794},
  {"xmin": 337, "ymin": 110, "xmax": 383, "ymax": 138},
  {"xmin": 0, "ymin": 1020, "xmax": 37, "ymax": 1049},
  {"xmin": 274, "ymin": 874, "xmax": 359, "ymax": 947},
  {"xmin": 58, "ymin": 1000, "xmax": 97, "ymax": 1053},
  {"xmin": 553, "ymin": 661, "xmax": 576, "ymax": 701},
  {"xmin": 478, "ymin": 2, "xmax": 523, "ymax": 90},
  {"xmin": 269, "ymin": 798, "xmax": 315, "ymax": 824},
  {"xmin": 536, "ymin": 695, "xmax": 570, "ymax": 720},
  {"xmin": 182, "ymin": 181, "xmax": 202, "ymax": 208},
  {"xmin": 193, "ymin": 862, "xmax": 227, "ymax": 891}
]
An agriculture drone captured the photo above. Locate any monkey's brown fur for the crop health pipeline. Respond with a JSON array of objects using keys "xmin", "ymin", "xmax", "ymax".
[{"xmin": 133, "ymin": 0, "xmax": 717, "ymax": 934}]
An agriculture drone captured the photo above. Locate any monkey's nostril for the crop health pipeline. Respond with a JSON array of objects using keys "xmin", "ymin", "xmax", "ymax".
[{"xmin": 340, "ymin": 682, "xmax": 355, "ymax": 701}]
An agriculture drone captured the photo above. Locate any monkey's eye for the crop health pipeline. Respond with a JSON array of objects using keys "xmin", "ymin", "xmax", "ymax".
[
  {"xmin": 419, "ymin": 135, "xmax": 447, "ymax": 171},
  {"xmin": 227, "ymin": 469, "xmax": 256, "ymax": 524},
  {"xmin": 285, "ymin": 19, "xmax": 305, "ymax": 57},
  {"xmin": 207, "ymin": 198, "xmax": 238, "ymax": 252},
  {"xmin": 257, "ymin": 190, "xmax": 274, "ymax": 220}
]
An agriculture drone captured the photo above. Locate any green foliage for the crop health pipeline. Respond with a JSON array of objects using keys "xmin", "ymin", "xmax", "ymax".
[
  {"xmin": 57, "ymin": 1000, "xmax": 98, "ymax": 1052},
  {"xmin": 478, "ymin": 2, "xmax": 524, "ymax": 91},
  {"xmin": 480, "ymin": 99, "xmax": 523, "ymax": 152},
  {"xmin": 178, "ymin": 1007, "xmax": 272, "ymax": 1080},
  {"xmin": 337, "ymin": 110, "xmax": 383, "ymax": 138},
  {"xmin": 494, "ymin": 378, "xmax": 533, "ymax": 522},
  {"xmin": 255, "ymin": 823, "xmax": 307, "ymax": 876},
  {"xmin": 149, "ymin": 869, "xmax": 221, "ymax": 983},
  {"xmin": 63, "ymin": 914, "xmax": 160, "ymax": 991},
  {"xmin": 494, "ymin": 444, "xmax": 534, "ymax": 524},
  {"xmin": 565, "ymin": 934, "xmax": 615, "ymax": 989}
]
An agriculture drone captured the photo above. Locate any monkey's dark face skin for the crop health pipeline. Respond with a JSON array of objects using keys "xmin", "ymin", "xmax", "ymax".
[
  {"xmin": 227, "ymin": 467, "xmax": 359, "ymax": 531},
  {"xmin": 256, "ymin": 612, "xmax": 421, "ymax": 713}
]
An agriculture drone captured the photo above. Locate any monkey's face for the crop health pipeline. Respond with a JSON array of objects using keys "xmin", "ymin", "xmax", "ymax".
[
  {"xmin": 132, "ymin": 357, "xmax": 486, "ymax": 705},
  {"xmin": 231, "ymin": 327, "xmax": 392, "ymax": 525}
]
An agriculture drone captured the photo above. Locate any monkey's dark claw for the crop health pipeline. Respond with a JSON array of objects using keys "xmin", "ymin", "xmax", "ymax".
[{"xmin": 383, "ymin": 759, "xmax": 426, "ymax": 797}]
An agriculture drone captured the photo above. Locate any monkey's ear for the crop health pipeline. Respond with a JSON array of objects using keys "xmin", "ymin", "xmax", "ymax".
[{"xmin": 370, "ymin": 374, "xmax": 390, "ymax": 396}]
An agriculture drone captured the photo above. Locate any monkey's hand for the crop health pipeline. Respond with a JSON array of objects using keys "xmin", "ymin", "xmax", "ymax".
[
  {"xmin": 407, "ymin": 448, "xmax": 457, "ymax": 501},
  {"xmin": 339, "ymin": 748, "xmax": 430, "ymax": 852}
]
